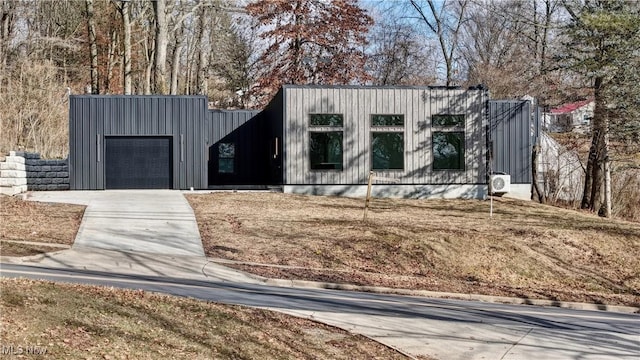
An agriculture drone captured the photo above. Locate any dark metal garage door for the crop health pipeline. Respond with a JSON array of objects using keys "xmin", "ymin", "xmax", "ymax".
[{"xmin": 105, "ymin": 137, "xmax": 172, "ymax": 189}]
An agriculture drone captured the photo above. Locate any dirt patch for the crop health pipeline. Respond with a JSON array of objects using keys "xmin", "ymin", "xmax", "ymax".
[
  {"xmin": 0, "ymin": 195, "xmax": 85, "ymax": 256},
  {"xmin": 187, "ymin": 192, "xmax": 640, "ymax": 307},
  {"xmin": 0, "ymin": 278, "xmax": 411, "ymax": 360}
]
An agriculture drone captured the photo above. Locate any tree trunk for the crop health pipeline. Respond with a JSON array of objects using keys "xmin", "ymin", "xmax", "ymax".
[
  {"xmin": 531, "ymin": 144, "xmax": 545, "ymax": 203},
  {"xmin": 120, "ymin": 0, "xmax": 132, "ymax": 94},
  {"xmin": 85, "ymin": 0, "xmax": 99, "ymax": 94},
  {"xmin": 105, "ymin": 30, "xmax": 118, "ymax": 93},
  {"xmin": 1, "ymin": 0, "xmax": 16, "ymax": 70},
  {"xmin": 195, "ymin": 3, "xmax": 209, "ymax": 95},
  {"xmin": 603, "ymin": 149, "xmax": 612, "ymax": 217},
  {"xmin": 581, "ymin": 151, "xmax": 593, "ymax": 209},
  {"xmin": 170, "ymin": 21, "xmax": 184, "ymax": 95},
  {"xmin": 143, "ymin": 25, "xmax": 155, "ymax": 95},
  {"xmin": 153, "ymin": 0, "xmax": 168, "ymax": 94},
  {"xmin": 603, "ymin": 105, "xmax": 612, "ymax": 217}
]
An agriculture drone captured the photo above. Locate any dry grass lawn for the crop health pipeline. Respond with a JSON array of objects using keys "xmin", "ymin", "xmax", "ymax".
[
  {"xmin": 0, "ymin": 278, "xmax": 408, "ymax": 360},
  {"xmin": 187, "ymin": 193, "xmax": 640, "ymax": 307},
  {"xmin": 0, "ymin": 195, "xmax": 85, "ymax": 256}
]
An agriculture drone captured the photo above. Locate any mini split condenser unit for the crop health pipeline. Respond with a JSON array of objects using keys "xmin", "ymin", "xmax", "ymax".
[{"xmin": 490, "ymin": 174, "xmax": 511, "ymax": 195}]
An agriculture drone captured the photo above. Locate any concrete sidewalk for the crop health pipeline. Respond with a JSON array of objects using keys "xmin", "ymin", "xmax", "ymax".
[
  {"xmin": 27, "ymin": 190, "xmax": 205, "ymax": 256},
  {"xmin": 2, "ymin": 247, "xmax": 260, "ymax": 284}
]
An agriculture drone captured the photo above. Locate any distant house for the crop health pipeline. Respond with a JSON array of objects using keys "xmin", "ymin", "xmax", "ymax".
[
  {"xmin": 536, "ymin": 133, "xmax": 584, "ymax": 202},
  {"xmin": 543, "ymin": 99, "xmax": 594, "ymax": 133}
]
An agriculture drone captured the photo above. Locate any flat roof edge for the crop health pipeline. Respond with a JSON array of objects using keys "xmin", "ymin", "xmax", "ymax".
[
  {"xmin": 281, "ymin": 84, "xmax": 486, "ymax": 91},
  {"xmin": 69, "ymin": 94, "xmax": 209, "ymax": 99}
]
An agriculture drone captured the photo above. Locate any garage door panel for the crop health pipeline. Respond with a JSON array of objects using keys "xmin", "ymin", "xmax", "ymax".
[{"xmin": 105, "ymin": 137, "xmax": 172, "ymax": 189}]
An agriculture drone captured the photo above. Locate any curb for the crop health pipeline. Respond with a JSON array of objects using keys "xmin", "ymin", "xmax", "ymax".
[
  {"xmin": 214, "ymin": 261, "xmax": 640, "ymax": 314},
  {"xmin": 263, "ymin": 278, "xmax": 640, "ymax": 314}
]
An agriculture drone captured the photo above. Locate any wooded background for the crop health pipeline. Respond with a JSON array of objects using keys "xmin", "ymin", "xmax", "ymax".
[{"xmin": 0, "ymin": 0, "xmax": 638, "ymax": 218}]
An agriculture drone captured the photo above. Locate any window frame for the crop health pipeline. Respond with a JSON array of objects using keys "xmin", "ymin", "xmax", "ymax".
[
  {"xmin": 431, "ymin": 113, "xmax": 466, "ymax": 171},
  {"xmin": 370, "ymin": 114, "xmax": 405, "ymax": 171},
  {"xmin": 432, "ymin": 131, "xmax": 465, "ymax": 171},
  {"xmin": 309, "ymin": 113, "xmax": 344, "ymax": 172}
]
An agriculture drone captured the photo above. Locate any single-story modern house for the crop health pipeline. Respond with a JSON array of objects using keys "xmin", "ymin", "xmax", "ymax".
[{"xmin": 69, "ymin": 85, "xmax": 537, "ymax": 199}]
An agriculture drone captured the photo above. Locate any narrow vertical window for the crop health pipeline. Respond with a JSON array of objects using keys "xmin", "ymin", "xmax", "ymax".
[
  {"xmin": 371, "ymin": 114, "xmax": 404, "ymax": 170},
  {"xmin": 432, "ymin": 114, "xmax": 465, "ymax": 171},
  {"xmin": 218, "ymin": 142, "xmax": 235, "ymax": 173},
  {"xmin": 309, "ymin": 114, "xmax": 343, "ymax": 170}
]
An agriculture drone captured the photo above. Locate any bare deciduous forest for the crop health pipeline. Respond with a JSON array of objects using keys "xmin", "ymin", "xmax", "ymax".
[{"xmin": 0, "ymin": 0, "xmax": 638, "ymax": 219}]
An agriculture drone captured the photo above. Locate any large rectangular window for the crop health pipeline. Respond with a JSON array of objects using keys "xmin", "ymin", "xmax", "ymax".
[
  {"xmin": 432, "ymin": 114, "xmax": 465, "ymax": 171},
  {"xmin": 310, "ymin": 132, "xmax": 343, "ymax": 170},
  {"xmin": 371, "ymin": 114, "xmax": 404, "ymax": 170},
  {"xmin": 218, "ymin": 143, "xmax": 235, "ymax": 173},
  {"xmin": 309, "ymin": 114, "xmax": 343, "ymax": 171}
]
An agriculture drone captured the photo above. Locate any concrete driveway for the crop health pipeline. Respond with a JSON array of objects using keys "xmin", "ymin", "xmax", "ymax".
[{"xmin": 26, "ymin": 190, "xmax": 205, "ymax": 257}]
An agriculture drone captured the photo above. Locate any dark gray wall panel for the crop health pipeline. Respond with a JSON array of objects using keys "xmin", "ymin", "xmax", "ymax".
[
  {"xmin": 489, "ymin": 100, "xmax": 532, "ymax": 184},
  {"xmin": 69, "ymin": 95, "xmax": 207, "ymax": 190},
  {"xmin": 206, "ymin": 109, "xmax": 274, "ymax": 185},
  {"xmin": 264, "ymin": 89, "xmax": 285, "ymax": 184}
]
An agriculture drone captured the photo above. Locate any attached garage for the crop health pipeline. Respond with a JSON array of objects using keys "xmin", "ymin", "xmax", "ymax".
[{"xmin": 69, "ymin": 95, "xmax": 208, "ymax": 190}]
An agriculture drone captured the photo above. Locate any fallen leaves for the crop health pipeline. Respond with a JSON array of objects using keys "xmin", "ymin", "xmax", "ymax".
[{"xmin": 0, "ymin": 278, "xmax": 407, "ymax": 360}]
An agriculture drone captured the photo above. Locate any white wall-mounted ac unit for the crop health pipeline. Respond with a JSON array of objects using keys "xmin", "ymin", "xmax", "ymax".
[{"xmin": 490, "ymin": 174, "xmax": 511, "ymax": 195}]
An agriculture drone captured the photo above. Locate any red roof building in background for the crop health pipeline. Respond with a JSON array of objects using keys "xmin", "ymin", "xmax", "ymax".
[
  {"xmin": 550, "ymin": 99, "xmax": 594, "ymax": 114},
  {"xmin": 544, "ymin": 99, "xmax": 594, "ymax": 133}
]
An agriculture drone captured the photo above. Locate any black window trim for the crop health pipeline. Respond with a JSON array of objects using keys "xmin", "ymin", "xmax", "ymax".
[
  {"xmin": 370, "ymin": 114, "xmax": 405, "ymax": 171},
  {"xmin": 431, "ymin": 113, "xmax": 466, "ymax": 172},
  {"xmin": 309, "ymin": 113, "xmax": 344, "ymax": 127},
  {"xmin": 308, "ymin": 113, "xmax": 344, "ymax": 172},
  {"xmin": 432, "ymin": 131, "xmax": 466, "ymax": 171},
  {"xmin": 431, "ymin": 113, "xmax": 465, "ymax": 129}
]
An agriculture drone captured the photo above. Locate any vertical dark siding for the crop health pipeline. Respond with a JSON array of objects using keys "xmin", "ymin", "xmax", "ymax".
[
  {"xmin": 489, "ymin": 100, "xmax": 532, "ymax": 184},
  {"xmin": 263, "ymin": 89, "xmax": 285, "ymax": 184},
  {"xmin": 69, "ymin": 95, "xmax": 207, "ymax": 190},
  {"xmin": 206, "ymin": 109, "xmax": 271, "ymax": 185}
]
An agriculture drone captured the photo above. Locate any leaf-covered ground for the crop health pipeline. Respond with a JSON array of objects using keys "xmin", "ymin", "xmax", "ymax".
[
  {"xmin": 0, "ymin": 278, "xmax": 410, "ymax": 360},
  {"xmin": 0, "ymin": 195, "xmax": 85, "ymax": 256},
  {"xmin": 187, "ymin": 193, "xmax": 640, "ymax": 307}
]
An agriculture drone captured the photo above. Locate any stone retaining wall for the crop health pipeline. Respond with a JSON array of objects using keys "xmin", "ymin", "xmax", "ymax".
[{"xmin": 0, "ymin": 151, "xmax": 69, "ymax": 195}]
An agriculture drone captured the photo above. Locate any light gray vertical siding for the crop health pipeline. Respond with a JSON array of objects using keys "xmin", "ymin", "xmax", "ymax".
[
  {"xmin": 69, "ymin": 95, "xmax": 207, "ymax": 190},
  {"xmin": 489, "ymin": 100, "xmax": 532, "ymax": 184},
  {"xmin": 282, "ymin": 85, "xmax": 487, "ymax": 186}
]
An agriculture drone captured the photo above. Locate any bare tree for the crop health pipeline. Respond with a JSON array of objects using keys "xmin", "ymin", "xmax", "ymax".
[
  {"xmin": 195, "ymin": 2, "xmax": 210, "ymax": 95},
  {"xmin": 153, "ymin": 0, "xmax": 168, "ymax": 94},
  {"xmin": 113, "ymin": 0, "xmax": 132, "ymax": 94},
  {"xmin": 367, "ymin": 14, "xmax": 437, "ymax": 86},
  {"xmin": 409, "ymin": 0, "xmax": 468, "ymax": 86},
  {"xmin": 85, "ymin": 0, "xmax": 99, "ymax": 94}
]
